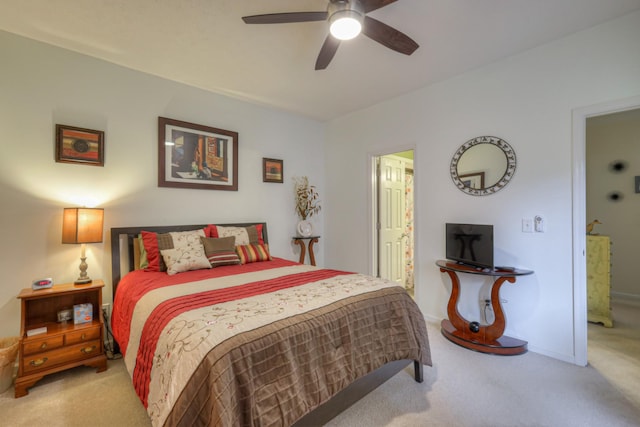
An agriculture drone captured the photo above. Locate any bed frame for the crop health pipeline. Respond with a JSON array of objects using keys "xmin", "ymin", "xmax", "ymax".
[{"xmin": 110, "ymin": 222, "xmax": 423, "ymax": 426}]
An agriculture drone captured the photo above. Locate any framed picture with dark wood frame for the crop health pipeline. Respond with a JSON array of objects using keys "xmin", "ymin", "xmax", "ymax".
[
  {"xmin": 263, "ymin": 158, "xmax": 283, "ymax": 183},
  {"xmin": 55, "ymin": 124, "xmax": 105, "ymax": 166},
  {"xmin": 158, "ymin": 117, "xmax": 238, "ymax": 191},
  {"xmin": 459, "ymin": 172, "xmax": 485, "ymax": 190}
]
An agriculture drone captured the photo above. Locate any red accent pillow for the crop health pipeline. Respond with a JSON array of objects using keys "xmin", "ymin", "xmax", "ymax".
[{"xmin": 141, "ymin": 231, "xmax": 162, "ymax": 272}]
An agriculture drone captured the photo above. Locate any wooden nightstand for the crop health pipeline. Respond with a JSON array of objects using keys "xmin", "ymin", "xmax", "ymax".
[{"xmin": 14, "ymin": 280, "xmax": 107, "ymax": 397}]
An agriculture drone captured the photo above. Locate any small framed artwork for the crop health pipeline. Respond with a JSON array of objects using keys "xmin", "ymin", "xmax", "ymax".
[
  {"xmin": 263, "ymin": 158, "xmax": 283, "ymax": 183},
  {"xmin": 459, "ymin": 172, "xmax": 485, "ymax": 189},
  {"xmin": 158, "ymin": 117, "xmax": 238, "ymax": 191},
  {"xmin": 55, "ymin": 124, "xmax": 105, "ymax": 166}
]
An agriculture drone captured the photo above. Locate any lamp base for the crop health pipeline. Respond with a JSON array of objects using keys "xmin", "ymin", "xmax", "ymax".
[{"xmin": 74, "ymin": 277, "xmax": 93, "ymax": 286}]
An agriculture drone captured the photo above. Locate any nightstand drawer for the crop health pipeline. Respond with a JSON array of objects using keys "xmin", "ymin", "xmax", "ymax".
[
  {"xmin": 66, "ymin": 325, "xmax": 101, "ymax": 345},
  {"xmin": 23, "ymin": 335, "xmax": 64, "ymax": 355},
  {"xmin": 22, "ymin": 339, "xmax": 102, "ymax": 374}
]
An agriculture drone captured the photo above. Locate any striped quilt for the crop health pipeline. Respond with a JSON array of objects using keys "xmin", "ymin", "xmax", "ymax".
[{"xmin": 112, "ymin": 257, "xmax": 431, "ymax": 426}]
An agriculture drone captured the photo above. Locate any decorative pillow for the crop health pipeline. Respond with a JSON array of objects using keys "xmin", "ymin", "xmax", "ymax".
[
  {"xmin": 141, "ymin": 229, "xmax": 205, "ymax": 272},
  {"xmin": 200, "ymin": 236, "xmax": 241, "ymax": 267},
  {"xmin": 141, "ymin": 231, "xmax": 172, "ymax": 272},
  {"xmin": 135, "ymin": 235, "xmax": 149, "ymax": 270},
  {"xmin": 235, "ymin": 243, "xmax": 272, "ymax": 264},
  {"xmin": 207, "ymin": 224, "xmax": 264, "ymax": 245},
  {"xmin": 169, "ymin": 229, "xmax": 206, "ymax": 248},
  {"xmin": 160, "ymin": 242, "xmax": 211, "ymax": 275}
]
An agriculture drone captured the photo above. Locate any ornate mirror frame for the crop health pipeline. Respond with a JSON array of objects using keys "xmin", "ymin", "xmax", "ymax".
[{"xmin": 450, "ymin": 136, "xmax": 516, "ymax": 196}]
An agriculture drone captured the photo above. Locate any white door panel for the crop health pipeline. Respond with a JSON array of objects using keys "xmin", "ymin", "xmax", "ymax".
[{"xmin": 379, "ymin": 156, "xmax": 406, "ymax": 285}]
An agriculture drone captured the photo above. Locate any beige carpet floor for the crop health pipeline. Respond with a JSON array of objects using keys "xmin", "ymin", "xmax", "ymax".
[
  {"xmin": 587, "ymin": 297, "xmax": 640, "ymax": 408},
  {"xmin": 1, "ymin": 299, "xmax": 638, "ymax": 427}
]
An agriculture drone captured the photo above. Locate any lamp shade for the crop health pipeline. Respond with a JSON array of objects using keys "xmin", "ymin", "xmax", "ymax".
[{"xmin": 62, "ymin": 208, "xmax": 104, "ymax": 244}]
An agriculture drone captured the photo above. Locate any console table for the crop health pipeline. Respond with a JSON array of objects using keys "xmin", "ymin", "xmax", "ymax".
[
  {"xmin": 436, "ymin": 260, "xmax": 533, "ymax": 355},
  {"xmin": 293, "ymin": 236, "xmax": 320, "ymax": 266}
]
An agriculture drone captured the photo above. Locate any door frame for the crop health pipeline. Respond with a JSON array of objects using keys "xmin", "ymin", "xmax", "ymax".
[
  {"xmin": 368, "ymin": 146, "xmax": 418, "ymax": 292},
  {"xmin": 572, "ymin": 94, "xmax": 640, "ymax": 366}
]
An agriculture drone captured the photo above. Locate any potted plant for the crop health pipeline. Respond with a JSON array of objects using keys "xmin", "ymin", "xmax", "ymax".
[{"xmin": 294, "ymin": 176, "xmax": 321, "ymax": 236}]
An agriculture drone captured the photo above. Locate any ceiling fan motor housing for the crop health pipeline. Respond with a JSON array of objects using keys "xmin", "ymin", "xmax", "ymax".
[{"xmin": 328, "ymin": 0, "xmax": 364, "ymax": 17}]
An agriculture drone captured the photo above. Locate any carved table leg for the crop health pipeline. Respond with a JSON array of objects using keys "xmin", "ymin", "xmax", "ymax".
[
  {"xmin": 294, "ymin": 239, "xmax": 306, "ymax": 264},
  {"xmin": 308, "ymin": 238, "xmax": 319, "ymax": 266}
]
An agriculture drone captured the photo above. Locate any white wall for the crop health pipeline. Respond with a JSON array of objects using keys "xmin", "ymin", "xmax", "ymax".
[
  {"xmin": 0, "ymin": 31, "xmax": 325, "ymax": 339},
  {"xmin": 325, "ymin": 11, "xmax": 640, "ymax": 362},
  {"xmin": 587, "ymin": 108, "xmax": 640, "ymax": 298}
]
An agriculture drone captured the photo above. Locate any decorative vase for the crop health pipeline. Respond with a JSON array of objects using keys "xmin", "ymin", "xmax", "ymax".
[{"xmin": 297, "ymin": 220, "xmax": 313, "ymax": 237}]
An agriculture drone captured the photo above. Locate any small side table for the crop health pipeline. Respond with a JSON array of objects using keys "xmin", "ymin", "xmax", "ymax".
[
  {"xmin": 293, "ymin": 236, "xmax": 320, "ymax": 266},
  {"xmin": 436, "ymin": 260, "xmax": 533, "ymax": 355}
]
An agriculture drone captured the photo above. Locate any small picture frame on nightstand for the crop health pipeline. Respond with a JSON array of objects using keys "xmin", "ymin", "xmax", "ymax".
[{"xmin": 57, "ymin": 308, "xmax": 73, "ymax": 322}]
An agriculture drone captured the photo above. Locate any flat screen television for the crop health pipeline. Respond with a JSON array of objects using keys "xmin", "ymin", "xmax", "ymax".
[{"xmin": 445, "ymin": 223, "xmax": 494, "ymax": 270}]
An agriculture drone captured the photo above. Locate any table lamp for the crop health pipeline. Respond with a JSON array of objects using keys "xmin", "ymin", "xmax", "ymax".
[{"xmin": 62, "ymin": 207, "xmax": 104, "ymax": 285}]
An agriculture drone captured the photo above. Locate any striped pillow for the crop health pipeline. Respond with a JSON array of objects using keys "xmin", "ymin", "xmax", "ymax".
[
  {"xmin": 200, "ymin": 236, "xmax": 241, "ymax": 267},
  {"xmin": 235, "ymin": 243, "xmax": 271, "ymax": 264}
]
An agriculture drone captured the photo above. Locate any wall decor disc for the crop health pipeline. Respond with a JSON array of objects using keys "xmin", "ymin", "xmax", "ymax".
[
  {"xmin": 608, "ymin": 160, "xmax": 628, "ymax": 173},
  {"xmin": 607, "ymin": 191, "xmax": 624, "ymax": 202}
]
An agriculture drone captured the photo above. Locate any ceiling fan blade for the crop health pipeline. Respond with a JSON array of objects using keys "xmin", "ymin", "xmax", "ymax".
[
  {"xmin": 315, "ymin": 35, "xmax": 341, "ymax": 70},
  {"xmin": 362, "ymin": 16, "xmax": 419, "ymax": 55},
  {"xmin": 242, "ymin": 11, "xmax": 327, "ymax": 24},
  {"xmin": 359, "ymin": 0, "xmax": 398, "ymax": 13}
]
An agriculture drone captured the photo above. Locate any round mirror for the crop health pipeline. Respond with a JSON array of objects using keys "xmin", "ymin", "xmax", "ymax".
[{"xmin": 450, "ymin": 136, "xmax": 516, "ymax": 196}]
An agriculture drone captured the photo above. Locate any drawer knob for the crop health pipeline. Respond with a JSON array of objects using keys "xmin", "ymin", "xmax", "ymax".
[
  {"xmin": 30, "ymin": 357, "xmax": 48, "ymax": 367},
  {"xmin": 81, "ymin": 345, "xmax": 96, "ymax": 354},
  {"xmin": 40, "ymin": 342, "xmax": 47, "ymax": 350},
  {"xmin": 81, "ymin": 333, "xmax": 87, "ymax": 340}
]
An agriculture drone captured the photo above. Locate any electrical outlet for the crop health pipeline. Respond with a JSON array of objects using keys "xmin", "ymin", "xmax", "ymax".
[{"xmin": 522, "ymin": 218, "xmax": 533, "ymax": 232}]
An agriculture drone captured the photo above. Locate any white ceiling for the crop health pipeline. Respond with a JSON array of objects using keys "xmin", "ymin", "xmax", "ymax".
[{"xmin": 2, "ymin": 0, "xmax": 640, "ymax": 121}]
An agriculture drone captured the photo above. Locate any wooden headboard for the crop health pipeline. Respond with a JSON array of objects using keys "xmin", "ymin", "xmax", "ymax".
[{"xmin": 110, "ymin": 222, "xmax": 268, "ymax": 299}]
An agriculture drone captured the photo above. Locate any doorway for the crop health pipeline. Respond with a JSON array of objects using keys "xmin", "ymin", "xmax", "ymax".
[
  {"xmin": 572, "ymin": 95, "xmax": 640, "ymax": 366},
  {"xmin": 585, "ymin": 107, "xmax": 640, "ymax": 405},
  {"xmin": 373, "ymin": 150, "xmax": 415, "ymax": 296}
]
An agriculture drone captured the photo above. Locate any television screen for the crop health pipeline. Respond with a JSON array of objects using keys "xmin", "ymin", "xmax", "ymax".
[{"xmin": 445, "ymin": 223, "xmax": 494, "ymax": 269}]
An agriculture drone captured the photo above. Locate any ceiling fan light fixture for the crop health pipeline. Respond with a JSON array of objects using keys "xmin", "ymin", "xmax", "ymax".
[{"xmin": 329, "ymin": 10, "xmax": 363, "ymax": 40}]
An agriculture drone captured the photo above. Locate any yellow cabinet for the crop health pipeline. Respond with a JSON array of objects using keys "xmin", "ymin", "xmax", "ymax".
[{"xmin": 586, "ymin": 235, "xmax": 613, "ymax": 327}]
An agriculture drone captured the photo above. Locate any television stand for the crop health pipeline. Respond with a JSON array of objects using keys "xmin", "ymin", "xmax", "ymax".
[{"xmin": 436, "ymin": 260, "xmax": 533, "ymax": 355}]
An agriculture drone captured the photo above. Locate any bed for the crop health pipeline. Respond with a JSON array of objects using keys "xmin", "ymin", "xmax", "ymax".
[{"xmin": 110, "ymin": 222, "xmax": 431, "ymax": 426}]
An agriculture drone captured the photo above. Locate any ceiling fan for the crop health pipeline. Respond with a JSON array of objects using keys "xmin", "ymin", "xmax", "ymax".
[{"xmin": 242, "ymin": 0, "xmax": 419, "ymax": 70}]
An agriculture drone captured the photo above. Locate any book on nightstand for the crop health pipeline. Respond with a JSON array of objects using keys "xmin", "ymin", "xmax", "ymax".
[{"xmin": 26, "ymin": 326, "xmax": 47, "ymax": 337}]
